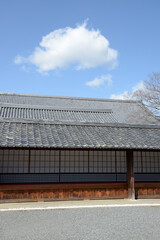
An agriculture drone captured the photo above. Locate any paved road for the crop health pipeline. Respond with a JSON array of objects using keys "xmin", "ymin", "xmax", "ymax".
[{"xmin": 0, "ymin": 206, "xmax": 160, "ymax": 240}]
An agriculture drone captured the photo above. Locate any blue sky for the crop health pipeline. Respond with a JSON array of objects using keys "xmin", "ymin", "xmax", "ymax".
[{"xmin": 0, "ymin": 0, "xmax": 160, "ymax": 99}]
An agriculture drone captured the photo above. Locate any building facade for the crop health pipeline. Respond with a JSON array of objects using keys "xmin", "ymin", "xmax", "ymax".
[{"xmin": 0, "ymin": 93, "xmax": 160, "ymax": 201}]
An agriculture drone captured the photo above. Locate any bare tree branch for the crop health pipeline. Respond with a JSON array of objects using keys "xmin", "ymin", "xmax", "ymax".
[{"xmin": 133, "ymin": 73, "xmax": 160, "ymax": 116}]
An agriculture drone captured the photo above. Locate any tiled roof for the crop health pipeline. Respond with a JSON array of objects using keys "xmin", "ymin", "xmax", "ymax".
[
  {"xmin": 0, "ymin": 92, "xmax": 159, "ymax": 124},
  {"xmin": 0, "ymin": 92, "xmax": 159, "ymax": 150},
  {"xmin": 0, "ymin": 121, "xmax": 160, "ymax": 149},
  {"xmin": 0, "ymin": 105, "xmax": 118, "ymax": 124}
]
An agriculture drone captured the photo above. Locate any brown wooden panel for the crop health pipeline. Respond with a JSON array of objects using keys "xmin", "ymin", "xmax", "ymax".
[
  {"xmin": 0, "ymin": 182, "xmax": 126, "ymax": 191},
  {"xmin": 135, "ymin": 182, "xmax": 160, "ymax": 199},
  {"xmin": 1, "ymin": 182, "xmax": 160, "ymax": 202},
  {"xmin": 0, "ymin": 183, "xmax": 127, "ymax": 202}
]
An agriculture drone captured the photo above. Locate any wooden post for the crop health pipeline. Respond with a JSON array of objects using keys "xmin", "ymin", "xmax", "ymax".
[{"xmin": 127, "ymin": 150, "xmax": 135, "ymax": 200}]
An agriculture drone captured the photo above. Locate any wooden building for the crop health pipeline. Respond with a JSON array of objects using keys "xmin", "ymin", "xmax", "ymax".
[{"xmin": 0, "ymin": 93, "xmax": 160, "ymax": 201}]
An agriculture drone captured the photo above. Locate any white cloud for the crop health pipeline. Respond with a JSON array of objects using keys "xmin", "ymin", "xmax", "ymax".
[
  {"xmin": 132, "ymin": 81, "xmax": 145, "ymax": 92},
  {"xmin": 14, "ymin": 55, "xmax": 27, "ymax": 64},
  {"xmin": 14, "ymin": 22, "xmax": 118, "ymax": 73},
  {"xmin": 86, "ymin": 74, "xmax": 112, "ymax": 87},
  {"xmin": 110, "ymin": 81, "xmax": 146, "ymax": 100},
  {"xmin": 21, "ymin": 65, "xmax": 30, "ymax": 72}
]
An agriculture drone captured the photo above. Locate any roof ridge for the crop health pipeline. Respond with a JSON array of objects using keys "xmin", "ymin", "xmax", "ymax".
[
  {"xmin": 0, "ymin": 92, "xmax": 142, "ymax": 103},
  {"xmin": 1, "ymin": 119, "xmax": 160, "ymax": 129}
]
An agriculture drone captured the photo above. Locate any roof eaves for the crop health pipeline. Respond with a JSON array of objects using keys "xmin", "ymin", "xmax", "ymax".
[{"xmin": 1, "ymin": 145, "xmax": 160, "ymax": 150}]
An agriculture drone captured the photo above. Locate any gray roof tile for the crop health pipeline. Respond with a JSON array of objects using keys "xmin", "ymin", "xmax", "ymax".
[
  {"xmin": 0, "ymin": 92, "xmax": 159, "ymax": 124},
  {"xmin": 0, "ymin": 105, "xmax": 118, "ymax": 124},
  {"xmin": 0, "ymin": 121, "xmax": 159, "ymax": 149},
  {"xmin": 0, "ymin": 93, "xmax": 159, "ymax": 150}
]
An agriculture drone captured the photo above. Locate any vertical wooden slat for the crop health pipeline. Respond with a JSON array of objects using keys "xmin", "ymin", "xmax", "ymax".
[
  {"xmin": 88, "ymin": 150, "xmax": 90, "ymax": 173},
  {"xmin": 2, "ymin": 149, "xmax": 4, "ymax": 174},
  {"xmin": 28, "ymin": 149, "xmax": 31, "ymax": 173},
  {"xmin": 127, "ymin": 150, "xmax": 135, "ymax": 200}
]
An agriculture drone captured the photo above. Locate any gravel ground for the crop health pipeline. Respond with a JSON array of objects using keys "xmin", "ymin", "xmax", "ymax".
[{"xmin": 0, "ymin": 206, "xmax": 160, "ymax": 240}]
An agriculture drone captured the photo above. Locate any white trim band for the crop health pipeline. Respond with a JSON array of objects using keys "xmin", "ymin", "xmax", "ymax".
[{"xmin": 0, "ymin": 203, "xmax": 160, "ymax": 212}]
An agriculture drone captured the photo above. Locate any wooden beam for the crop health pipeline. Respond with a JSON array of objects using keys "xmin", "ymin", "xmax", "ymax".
[{"xmin": 127, "ymin": 150, "xmax": 135, "ymax": 200}]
